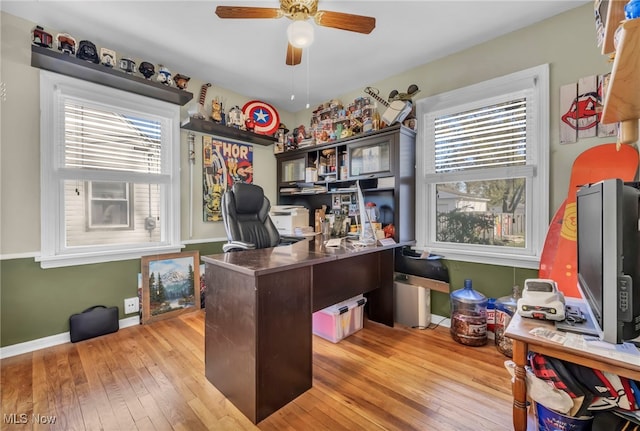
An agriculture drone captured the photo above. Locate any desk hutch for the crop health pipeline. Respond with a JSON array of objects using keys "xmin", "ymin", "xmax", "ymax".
[{"xmin": 275, "ymin": 124, "xmax": 416, "ymax": 242}]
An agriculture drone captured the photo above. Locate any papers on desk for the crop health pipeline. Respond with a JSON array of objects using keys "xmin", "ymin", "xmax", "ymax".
[
  {"xmin": 529, "ymin": 327, "xmax": 567, "ymax": 344},
  {"xmin": 568, "ymin": 335, "xmax": 640, "ymax": 362},
  {"xmin": 377, "ymin": 238, "xmax": 396, "ymax": 246},
  {"xmin": 350, "ymin": 239, "xmax": 376, "ymax": 247},
  {"xmin": 529, "ymin": 327, "xmax": 640, "ymax": 364}
]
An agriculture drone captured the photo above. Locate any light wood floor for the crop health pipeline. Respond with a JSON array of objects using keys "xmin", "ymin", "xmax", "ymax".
[{"xmin": 1, "ymin": 310, "xmax": 517, "ymax": 430}]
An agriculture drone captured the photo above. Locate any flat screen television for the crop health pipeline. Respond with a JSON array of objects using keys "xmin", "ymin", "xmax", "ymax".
[{"xmin": 576, "ymin": 178, "xmax": 640, "ymax": 344}]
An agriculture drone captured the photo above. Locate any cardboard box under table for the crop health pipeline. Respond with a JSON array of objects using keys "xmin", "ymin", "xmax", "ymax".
[{"xmin": 313, "ymin": 295, "xmax": 367, "ymax": 343}]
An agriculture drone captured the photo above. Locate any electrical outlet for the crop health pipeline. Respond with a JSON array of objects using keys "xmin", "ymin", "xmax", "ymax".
[{"xmin": 124, "ymin": 297, "xmax": 139, "ymax": 314}]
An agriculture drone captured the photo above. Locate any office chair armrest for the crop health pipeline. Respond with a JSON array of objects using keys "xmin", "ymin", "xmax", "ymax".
[{"xmin": 222, "ymin": 241, "xmax": 257, "ymax": 253}]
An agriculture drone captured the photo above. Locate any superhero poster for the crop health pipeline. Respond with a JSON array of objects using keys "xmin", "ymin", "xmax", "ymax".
[{"xmin": 202, "ymin": 136, "xmax": 253, "ymax": 222}]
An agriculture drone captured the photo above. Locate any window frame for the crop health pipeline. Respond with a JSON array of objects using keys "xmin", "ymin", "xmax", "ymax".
[
  {"xmin": 415, "ymin": 64, "xmax": 549, "ymax": 269},
  {"xmin": 38, "ymin": 71, "xmax": 182, "ymax": 268}
]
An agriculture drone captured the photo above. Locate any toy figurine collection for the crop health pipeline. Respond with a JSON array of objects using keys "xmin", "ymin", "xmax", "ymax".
[
  {"xmin": 31, "ymin": 24, "xmax": 418, "ymax": 145},
  {"xmin": 31, "ymin": 24, "xmax": 191, "ymax": 91}
]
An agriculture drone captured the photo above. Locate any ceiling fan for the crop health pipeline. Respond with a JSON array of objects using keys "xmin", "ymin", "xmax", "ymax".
[{"xmin": 215, "ymin": 0, "xmax": 376, "ymax": 66}]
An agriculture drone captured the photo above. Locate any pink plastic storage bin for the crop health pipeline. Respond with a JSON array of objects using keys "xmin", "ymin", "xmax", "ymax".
[{"xmin": 312, "ymin": 295, "xmax": 367, "ymax": 343}]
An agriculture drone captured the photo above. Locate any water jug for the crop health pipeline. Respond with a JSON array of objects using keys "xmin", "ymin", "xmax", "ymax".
[
  {"xmin": 450, "ymin": 279, "xmax": 488, "ymax": 346},
  {"xmin": 495, "ymin": 285, "xmax": 521, "ymax": 357}
]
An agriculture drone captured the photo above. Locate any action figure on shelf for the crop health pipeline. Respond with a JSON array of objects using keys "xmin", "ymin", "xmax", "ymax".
[
  {"xmin": 32, "ymin": 25, "xmax": 53, "ymax": 48},
  {"xmin": 285, "ymin": 134, "xmax": 297, "ymax": 151},
  {"xmin": 156, "ymin": 65, "xmax": 173, "ymax": 86},
  {"xmin": 245, "ymin": 117, "xmax": 255, "ymax": 132},
  {"xmin": 56, "ymin": 33, "xmax": 76, "ymax": 55},
  {"xmin": 100, "ymin": 48, "xmax": 116, "ymax": 68},
  {"xmin": 389, "ymin": 84, "xmax": 420, "ymax": 128},
  {"xmin": 296, "ymin": 125, "xmax": 306, "ymax": 143},
  {"xmin": 227, "ymin": 105, "xmax": 244, "ymax": 129},
  {"xmin": 173, "ymin": 74, "xmax": 190, "ymax": 90},
  {"xmin": 139, "ymin": 61, "xmax": 155, "ymax": 79},
  {"xmin": 274, "ymin": 123, "xmax": 288, "ymax": 154},
  {"xmin": 77, "ymin": 40, "xmax": 99, "ymax": 64},
  {"xmin": 350, "ymin": 118, "xmax": 363, "ymax": 135},
  {"xmin": 212, "ymin": 98, "xmax": 224, "ymax": 124},
  {"xmin": 119, "ymin": 58, "xmax": 136, "ymax": 74}
]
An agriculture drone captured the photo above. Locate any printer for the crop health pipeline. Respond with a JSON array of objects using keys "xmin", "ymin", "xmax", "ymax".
[{"xmin": 269, "ymin": 206, "xmax": 310, "ymax": 236}]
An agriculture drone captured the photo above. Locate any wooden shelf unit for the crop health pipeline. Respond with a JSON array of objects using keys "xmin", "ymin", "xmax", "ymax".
[
  {"xmin": 181, "ymin": 117, "xmax": 277, "ymax": 146},
  {"xmin": 599, "ymin": 0, "xmax": 627, "ymax": 55},
  {"xmin": 601, "ymin": 16, "xmax": 640, "ymax": 144},
  {"xmin": 31, "ymin": 45, "xmax": 193, "ymax": 106}
]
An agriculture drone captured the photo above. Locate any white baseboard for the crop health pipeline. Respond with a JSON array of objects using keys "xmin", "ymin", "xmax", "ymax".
[
  {"xmin": 429, "ymin": 313, "xmax": 451, "ymax": 328},
  {"xmin": 118, "ymin": 316, "xmax": 141, "ymax": 330},
  {"xmin": 0, "ymin": 316, "xmax": 140, "ymax": 359},
  {"xmin": 2, "ymin": 314, "xmax": 458, "ymax": 359}
]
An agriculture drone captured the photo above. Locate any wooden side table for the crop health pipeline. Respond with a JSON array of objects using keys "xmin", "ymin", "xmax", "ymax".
[{"xmin": 505, "ymin": 313, "xmax": 640, "ymax": 431}]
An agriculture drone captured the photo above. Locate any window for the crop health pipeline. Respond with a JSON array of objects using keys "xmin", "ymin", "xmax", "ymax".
[
  {"xmin": 415, "ymin": 64, "xmax": 549, "ymax": 269},
  {"xmin": 38, "ymin": 71, "xmax": 182, "ymax": 268},
  {"xmin": 87, "ymin": 181, "xmax": 133, "ymax": 230}
]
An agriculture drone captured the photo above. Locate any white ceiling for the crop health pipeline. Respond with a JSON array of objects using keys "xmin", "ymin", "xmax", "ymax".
[{"xmin": 2, "ymin": 0, "xmax": 589, "ymax": 112}]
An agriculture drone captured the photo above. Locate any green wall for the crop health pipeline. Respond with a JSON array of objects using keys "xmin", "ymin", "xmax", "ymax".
[
  {"xmin": 0, "ymin": 243, "xmax": 222, "ymax": 347},
  {"xmin": 1, "ymin": 242, "xmax": 538, "ymax": 347},
  {"xmin": 430, "ymin": 261, "xmax": 538, "ymax": 319}
]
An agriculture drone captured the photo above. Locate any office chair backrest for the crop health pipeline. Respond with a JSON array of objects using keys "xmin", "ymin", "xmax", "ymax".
[{"xmin": 221, "ymin": 183, "xmax": 280, "ymax": 250}]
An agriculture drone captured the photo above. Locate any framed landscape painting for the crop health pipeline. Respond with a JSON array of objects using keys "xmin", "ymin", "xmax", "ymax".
[{"xmin": 141, "ymin": 251, "xmax": 201, "ymax": 324}]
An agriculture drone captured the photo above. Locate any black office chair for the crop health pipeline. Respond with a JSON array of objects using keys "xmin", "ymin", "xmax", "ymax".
[{"xmin": 221, "ymin": 183, "xmax": 299, "ymax": 252}]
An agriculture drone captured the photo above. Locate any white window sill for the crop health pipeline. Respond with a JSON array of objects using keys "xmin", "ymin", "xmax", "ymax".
[
  {"xmin": 36, "ymin": 245, "xmax": 185, "ymax": 269},
  {"xmin": 412, "ymin": 246, "xmax": 540, "ymax": 270}
]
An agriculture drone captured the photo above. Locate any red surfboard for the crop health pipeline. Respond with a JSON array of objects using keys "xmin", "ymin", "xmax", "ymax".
[{"xmin": 539, "ymin": 143, "xmax": 638, "ymax": 297}]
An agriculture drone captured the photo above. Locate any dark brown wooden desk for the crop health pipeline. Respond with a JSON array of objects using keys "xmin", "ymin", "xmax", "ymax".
[
  {"xmin": 202, "ymin": 237, "xmax": 406, "ymax": 423},
  {"xmin": 505, "ymin": 313, "xmax": 640, "ymax": 431}
]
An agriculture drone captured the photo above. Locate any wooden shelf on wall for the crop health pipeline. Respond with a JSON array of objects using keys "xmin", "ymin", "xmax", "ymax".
[
  {"xmin": 180, "ymin": 117, "xmax": 277, "ymax": 146},
  {"xmin": 603, "ymin": 18, "xmax": 640, "ymax": 124},
  {"xmin": 602, "ymin": 18, "xmax": 640, "ymax": 144},
  {"xmin": 31, "ymin": 45, "xmax": 194, "ymax": 106},
  {"xmin": 599, "ymin": 0, "xmax": 627, "ymax": 55}
]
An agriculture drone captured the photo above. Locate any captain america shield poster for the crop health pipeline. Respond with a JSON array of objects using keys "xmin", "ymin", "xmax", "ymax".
[{"xmin": 242, "ymin": 100, "xmax": 279, "ymax": 135}]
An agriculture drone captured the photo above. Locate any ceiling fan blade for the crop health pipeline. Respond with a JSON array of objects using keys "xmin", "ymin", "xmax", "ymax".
[
  {"xmin": 215, "ymin": 6, "xmax": 283, "ymax": 19},
  {"xmin": 286, "ymin": 43, "xmax": 302, "ymax": 66},
  {"xmin": 314, "ymin": 10, "xmax": 375, "ymax": 34}
]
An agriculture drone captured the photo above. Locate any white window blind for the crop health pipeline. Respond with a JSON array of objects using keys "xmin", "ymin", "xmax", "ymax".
[
  {"xmin": 64, "ymin": 102, "xmax": 162, "ymax": 174},
  {"xmin": 434, "ymin": 99, "xmax": 527, "ymax": 173}
]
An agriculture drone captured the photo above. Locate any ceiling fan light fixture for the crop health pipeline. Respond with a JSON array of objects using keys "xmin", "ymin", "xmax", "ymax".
[{"xmin": 287, "ymin": 20, "xmax": 314, "ymax": 48}]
